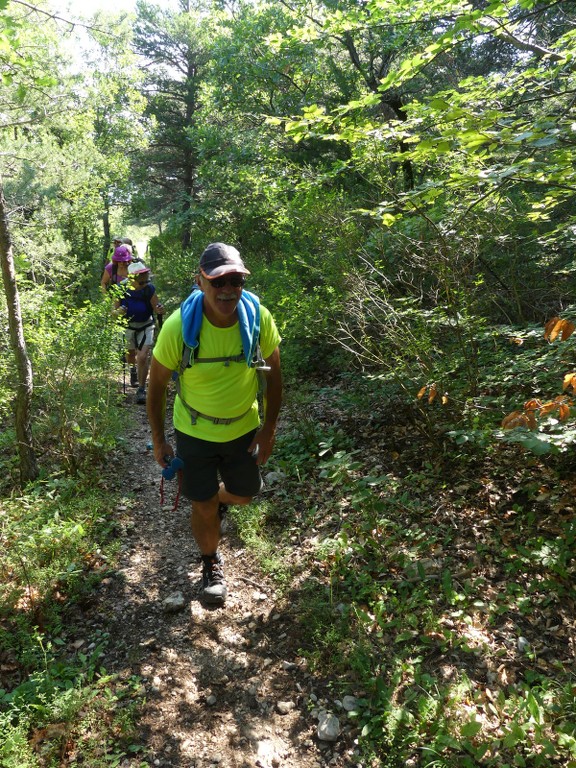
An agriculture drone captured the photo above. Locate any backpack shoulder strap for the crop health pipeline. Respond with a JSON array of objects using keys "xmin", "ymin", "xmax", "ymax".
[
  {"xmin": 143, "ymin": 284, "xmax": 154, "ymax": 319},
  {"xmin": 179, "ymin": 343, "xmax": 193, "ymax": 376}
]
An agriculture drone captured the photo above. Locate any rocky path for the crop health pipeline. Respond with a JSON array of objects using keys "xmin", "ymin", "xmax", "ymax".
[{"xmin": 91, "ymin": 389, "xmax": 359, "ymax": 768}]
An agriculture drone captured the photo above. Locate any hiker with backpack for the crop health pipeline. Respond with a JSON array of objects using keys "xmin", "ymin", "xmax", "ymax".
[
  {"xmin": 105, "ymin": 235, "xmax": 124, "ymax": 264},
  {"xmin": 147, "ymin": 242, "xmax": 282, "ymax": 606},
  {"xmin": 113, "ymin": 261, "xmax": 165, "ymax": 404},
  {"xmin": 100, "ymin": 243, "xmax": 132, "ymax": 292},
  {"xmin": 122, "ymin": 237, "xmax": 142, "ymax": 263}
]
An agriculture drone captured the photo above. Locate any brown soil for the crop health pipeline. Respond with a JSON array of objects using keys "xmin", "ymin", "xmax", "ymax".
[{"xmin": 91, "ymin": 389, "xmax": 357, "ymax": 768}]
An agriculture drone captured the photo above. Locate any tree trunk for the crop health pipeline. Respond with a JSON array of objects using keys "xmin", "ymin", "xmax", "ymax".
[
  {"xmin": 0, "ymin": 185, "xmax": 39, "ymax": 484},
  {"xmin": 181, "ymin": 52, "xmax": 198, "ymax": 251},
  {"xmin": 102, "ymin": 196, "xmax": 111, "ymax": 266}
]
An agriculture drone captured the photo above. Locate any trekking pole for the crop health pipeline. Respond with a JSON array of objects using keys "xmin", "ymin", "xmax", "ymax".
[
  {"xmin": 119, "ymin": 339, "xmax": 126, "ymax": 394},
  {"xmin": 160, "ymin": 455, "xmax": 184, "ymax": 512},
  {"xmin": 155, "ymin": 308, "xmax": 163, "ymax": 345}
]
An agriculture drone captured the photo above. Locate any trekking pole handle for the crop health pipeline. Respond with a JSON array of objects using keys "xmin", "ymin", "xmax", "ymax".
[{"xmin": 162, "ymin": 455, "xmax": 184, "ymax": 480}]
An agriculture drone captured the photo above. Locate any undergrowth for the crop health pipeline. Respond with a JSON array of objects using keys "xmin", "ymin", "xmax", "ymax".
[
  {"xmin": 254, "ymin": 359, "xmax": 576, "ymax": 768},
  {"xmin": 0, "ymin": 477, "xmax": 146, "ymax": 767}
]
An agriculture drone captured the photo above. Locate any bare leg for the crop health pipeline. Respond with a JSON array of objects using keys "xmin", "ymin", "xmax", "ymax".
[
  {"xmin": 193, "ymin": 494, "xmax": 228, "ymax": 604},
  {"xmin": 191, "ymin": 494, "xmax": 221, "ymax": 555},
  {"xmin": 218, "ymin": 481, "xmax": 252, "ymax": 507},
  {"xmin": 136, "ymin": 346, "xmax": 151, "ymax": 388}
]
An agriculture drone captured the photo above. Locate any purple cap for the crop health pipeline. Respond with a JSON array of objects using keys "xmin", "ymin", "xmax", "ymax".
[{"xmin": 112, "ymin": 245, "xmax": 132, "ymax": 263}]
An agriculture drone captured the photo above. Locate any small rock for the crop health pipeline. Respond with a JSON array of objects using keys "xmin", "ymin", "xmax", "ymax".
[
  {"xmin": 162, "ymin": 591, "xmax": 186, "ymax": 612},
  {"xmin": 206, "ymin": 694, "xmax": 217, "ymax": 706},
  {"xmin": 317, "ymin": 711, "xmax": 341, "ymax": 742},
  {"xmin": 282, "ymin": 661, "xmax": 297, "ymax": 671},
  {"xmin": 342, "ymin": 695, "xmax": 360, "ymax": 712},
  {"xmin": 276, "ymin": 700, "xmax": 295, "ymax": 715},
  {"xmin": 517, "ymin": 636, "xmax": 531, "ymax": 652},
  {"xmin": 264, "ymin": 470, "xmax": 286, "ymax": 486}
]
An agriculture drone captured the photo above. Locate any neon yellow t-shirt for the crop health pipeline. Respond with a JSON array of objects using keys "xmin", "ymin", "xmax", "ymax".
[{"xmin": 153, "ymin": 302, "xmax": 281, "ymax": 442}]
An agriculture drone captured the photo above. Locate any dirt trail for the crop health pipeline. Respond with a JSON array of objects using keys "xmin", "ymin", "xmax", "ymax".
[{"xmin": 92, "ymin": 389, "xmax": 357, "ymax": 768}]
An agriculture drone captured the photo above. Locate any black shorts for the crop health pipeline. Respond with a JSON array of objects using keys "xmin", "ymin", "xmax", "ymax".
[{"xmin": 174, "ymin": 428, "xmax": 262, "ymax": 502}]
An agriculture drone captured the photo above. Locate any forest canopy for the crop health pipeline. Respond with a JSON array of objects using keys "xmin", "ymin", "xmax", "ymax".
[{"xmin": 0, "ymin": 0, "xmax": 574, "ymax": 474}]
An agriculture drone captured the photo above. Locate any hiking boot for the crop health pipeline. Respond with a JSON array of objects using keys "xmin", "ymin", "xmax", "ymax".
[
  {"xmin": 136, "ymin": 386, "xmax": 147, "ymax": 404},
  {"xmin": 200, "ymin": 553, "xmax": 227, "ymax": 605},
  {"xmin": 218, "ymin": 503, "xmax": 229, "ymax": 535},
  {"xmin": 130, "ymin": 366, "xmax": 138, "ymax": 387}
]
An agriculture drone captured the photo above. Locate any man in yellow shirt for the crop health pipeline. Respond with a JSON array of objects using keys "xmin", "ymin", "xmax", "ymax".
[{"xmin": 147, "ymin": 243, "xmax": 282, "ymax": 606}]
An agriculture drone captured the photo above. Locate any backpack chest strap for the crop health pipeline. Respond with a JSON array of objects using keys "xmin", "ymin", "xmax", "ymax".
[
  {"xmin": 194, "ymin": 353, "xmax": 245, "ymax": 365},
  {"xmin": 176, "ymin": 392, "xmax": 253, "ymax": 426}
]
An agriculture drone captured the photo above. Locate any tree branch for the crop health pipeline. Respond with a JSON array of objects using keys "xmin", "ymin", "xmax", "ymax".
[{"xmin": 10, "ymin": 0, "xmax": 122, "ymax": 37}]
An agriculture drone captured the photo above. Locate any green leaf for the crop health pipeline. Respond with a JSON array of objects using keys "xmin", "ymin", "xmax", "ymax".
[
  {"xmin": 460, "ymin": 719, "xmax": 483, "ymax": 739},
  {"xmin": 503, "ymin": 722, "xmax": 526, "ymax": 748},
  {"xmin": 526, "ymin": 692, "xmax": 544, "ymax": 724},
  {"xmin": 531, "ymin": 136, "xmax": 558, "ymax": 147}
]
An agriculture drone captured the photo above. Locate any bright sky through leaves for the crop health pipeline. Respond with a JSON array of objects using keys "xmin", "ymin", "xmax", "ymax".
[{"xmin": 50, "ymin": 0, "xmax": 136, "ymax": 17}]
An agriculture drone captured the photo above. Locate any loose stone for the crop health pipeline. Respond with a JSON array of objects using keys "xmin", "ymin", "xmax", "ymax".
[
  {"xmin": 342, "ymin": 695, "xmax": 360, "ymax": 712},
  {"xmin": 162, "ymin": 591, "xmax": 186, "ymax": 612},
  {"xmin": 276, "ymin": 700, "xmax": 295, "ymax": 715},
  {"xmin": 317, "ymin": 711, "xmax": 341, "ymax": 742}
]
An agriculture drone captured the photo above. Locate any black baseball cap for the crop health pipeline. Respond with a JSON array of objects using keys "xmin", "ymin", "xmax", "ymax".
[{"xmin": 199, "ymin": 242, "xmax": 250, "ymax": 278}]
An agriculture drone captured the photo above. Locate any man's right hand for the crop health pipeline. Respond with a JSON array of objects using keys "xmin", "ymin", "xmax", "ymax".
[{"xmin": 154, "ymin": 443, "xmax": 174, "ymax": 468}]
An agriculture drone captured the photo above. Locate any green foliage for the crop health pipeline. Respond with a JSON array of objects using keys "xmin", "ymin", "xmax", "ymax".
[
  {"xmin": 0, "ymin": 671, "xmax": 146, "ymax": 768},
  {"xmin": 253, "ymin": 361, "xmax": 576, "ymax": 766},
  {"xmin": 231, "ymin": 501, "xmax": 291, "ymax": 583},
  {"xmin": 0, "ymin": 284, "xmax": 127, "ymax": 489},
  {"xmin": 278, "ymin": 430, "xmax": 576, "ymax": 765},
  {"xmin": 0, "ymin": 479, "xmax": 120, "ymax": 627},
  {"xmin": 0, "ymin": 469, "xmax": 145, "ymax": 767},
  {"xmin": 24, "ymin": 290, "xmax": 124, "ymax": 473}
]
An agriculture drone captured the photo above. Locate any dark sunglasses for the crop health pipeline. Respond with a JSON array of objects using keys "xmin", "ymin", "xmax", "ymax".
[{"xmin": 209, "ymin": 274, "xmax": 246, "ymax": 289}]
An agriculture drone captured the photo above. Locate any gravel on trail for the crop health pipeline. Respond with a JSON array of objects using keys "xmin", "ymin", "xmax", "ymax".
[{"xmin": 87, "ymin": 389, "xmax": 359, "ymax": 768}]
